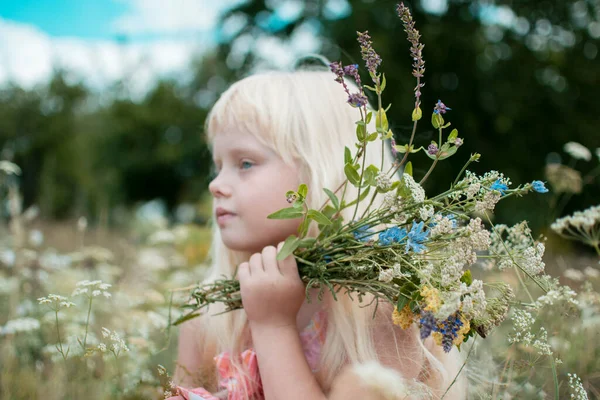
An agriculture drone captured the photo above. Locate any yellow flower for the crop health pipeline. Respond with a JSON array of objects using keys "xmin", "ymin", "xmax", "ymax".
[
  {"xmin": 420, "ymin": 286, "xmax": 441, "ymax": 313},
  {"xmin": 392, "ymin": 305, "xmax": 414, "ymax": 329},
  {"xmin": 453, "ymin": 315, "xmax": 471, "ymax": 346},
  {"xmin": 432, "ymin": 332, "xmax": 443, "ymax": 346}
]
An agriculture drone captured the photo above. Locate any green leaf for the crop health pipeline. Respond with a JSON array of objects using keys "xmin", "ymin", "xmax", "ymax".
[
  {"xmin": 344, "ymin": 163, "xmax": 361, "ymax": 186},
  {"xmin": 365, "ymin": 112, "xmax": 373, "ymax": 124},
  {"xmin": 323, "ymin": 188, "xmax": 340, "ymax": 210},
  {"xmin": 460, "ymin": 270, "xmax": 473, "ymax": 286},
  {"xmin": 397, "ymin": 294, "xmax": 409, "ymax": 312},
  {"xmin": 356, "ymin": 123, "xmax": 367, "ymax": 141},
  {"xmin": 267, "ymin": 207, "xmax": 304, "ymax": 219},
  {"xmin": 442, "ymin": 122, "xmax": 451, "ymax": 129},
  {"xmin": 376, "ymin": 109, "xmax": 389, "ymax": 133},
  {"xmin": 448, "ymin": 128, "xmax": 458, "ymax": 142},
  {"xmin": 364, "ymin": 164, "xmax": 379, "ymax": 186},
  {"xmin": 307, "ymin": 209, "xmax": 332, "ymax": 225},
  {"xmin": 298, "ymin": 184, "xmax": 308, "ymax": 198},
  {"xmin": 297, "ymin": 218, "xmax": 310, "ymax": 236},
  {"xmin": 297, "ymin": 237, "xmax": 317, "ymax": 248},
  {"xmin": 344, "ymin": 146, "xmax": 352, "ymax": 164},
  {"xmin": 345, "ymin": 186, "xmax": 371, "ymax": 208},
  {"xmin": 395, "ymin": 144, "xmax": 422, "ymax": 154},
  {"xmin": 380, "ymin": 73, "xmax": 387, "ymax": 92},
  {"xmin": 431, "ymin": 113, "xmax": 443, "ymax": 129},
  {"xmin": 438, "ymin": 145, "xmax": 458, "ymax": 160},
  {"xmin": 368, "ymin": 132, "xmax": 378, "ymax": 141},
  {"xmin": 363, "ymin": 84, "xmax": 377, "ymax": 92},
  {"xmin": 404, "ymin": 161, "xmax": 413, "ymax": 177},
  {"xmin": 277, "ymin": 235, "xmax": 300, "ymax": 261},
  {"xmin": 412, "ymin": 106, "xmax": 422, "ymax": 121}
]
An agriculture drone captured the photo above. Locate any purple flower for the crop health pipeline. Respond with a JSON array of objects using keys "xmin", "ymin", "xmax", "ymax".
[
  {"xmin": 357, "ymin": 31, "xmax": 382, "ymax": 75},
  {"xmin": 427, "ymin": 144, "xmax": 439, "ymax": 155},
  {"xmin": 433, "ymin": 100, "xmax": 451, "ymax": 114},
  {"xmin": 391, "ymin": 138, "xmax": 397, "ymax": 157},
  {"xmin": 419, "ymin": 312, "xmax": 436, "ymax": 340},
  {"xmin": 348, "ymin": 92, "xmax": 368, "ymax": 108},
  {"xmin": 396, "ymin": 3, "xmax": 425, "ymax": 84},
  {"xmin": 454, "ymin": 137, "xmax": 463, "ymax": 147},
  {"xmin": 329, "ymin": 61, "xmax": 368, "ymax": 109}
]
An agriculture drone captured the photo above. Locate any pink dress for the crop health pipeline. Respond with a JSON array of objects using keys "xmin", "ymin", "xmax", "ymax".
[{"xmin": 176, "ymin": 309, "xmax": 328, "ymax": 400}]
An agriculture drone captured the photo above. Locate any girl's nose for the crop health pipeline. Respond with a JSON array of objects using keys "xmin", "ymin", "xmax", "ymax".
[{"xmin": 208, "ymin": 175, "xmax": 232, "ymax": 198}]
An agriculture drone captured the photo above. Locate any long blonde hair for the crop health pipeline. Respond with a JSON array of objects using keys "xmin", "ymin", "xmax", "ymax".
[{"xmin": 189, "ymin": 69, "xmax": 463, "ymax": 398}]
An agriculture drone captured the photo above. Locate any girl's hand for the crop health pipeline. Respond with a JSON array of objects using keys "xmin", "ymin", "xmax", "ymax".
[{"xmin": 238, "ymin": 242, "xmax": 305, "ymax": 328}]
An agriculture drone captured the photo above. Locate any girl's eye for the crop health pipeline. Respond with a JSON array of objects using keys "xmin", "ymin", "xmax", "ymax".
[{"xmin": 240, "ymin": 161, "xmax": 253, "ymax": 170}]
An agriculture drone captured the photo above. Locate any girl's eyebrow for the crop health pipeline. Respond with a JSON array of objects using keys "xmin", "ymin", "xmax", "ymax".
[{"xmin": 212, "ymin": 147, "xmax": 263, "ymax": 163}]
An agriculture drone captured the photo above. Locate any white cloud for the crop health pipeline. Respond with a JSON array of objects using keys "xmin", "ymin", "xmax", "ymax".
[
  {"xmin": 112, "ymin": 0, "xmax": 246, "ymax": 35},
  {"xmin": 0, "ymin": 18, "xmax": 209, "ymax": 95}
]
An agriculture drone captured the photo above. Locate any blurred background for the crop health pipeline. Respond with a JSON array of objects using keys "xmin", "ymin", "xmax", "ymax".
[
  {"xmin": 1, "ymin": 2, "xmax": 599, "ymax": 398},
  {"xmin": 0, "ymin": 0, "xmax": 598, "ymax": 237}
]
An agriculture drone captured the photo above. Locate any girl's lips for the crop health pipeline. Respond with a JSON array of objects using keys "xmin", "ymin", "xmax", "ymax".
[{"xmin": 216, "ymin": 213, "xmax": 236, "ymax": 225}]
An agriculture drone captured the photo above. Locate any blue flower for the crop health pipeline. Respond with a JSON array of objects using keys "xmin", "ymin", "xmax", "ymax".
[
  {"xmin": 378, "ymin": 226, "xmax": 408, "ymax": 246},
  {"xmin": 531, "ymin": 180, "xmax": 549, "ymax": 193},
  {"xmin": 437, "ymin": 313, "xmax": 464, "ymax": 353},
  {"xmin": 489, "ymin": 179, "xmax": 508, "ymax": 196},
  {"xmin": 406, "ymin": 221, "xmax": 429, "ymax": 253},
  {"xmin": 353, "ymin": 224, "xmax": 376, "ymax": 242}
]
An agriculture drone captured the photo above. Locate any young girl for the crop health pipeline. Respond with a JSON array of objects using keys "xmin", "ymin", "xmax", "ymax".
[{"xmin": 169, "ymin": 70, "xmax": 467, "ymax": 400}]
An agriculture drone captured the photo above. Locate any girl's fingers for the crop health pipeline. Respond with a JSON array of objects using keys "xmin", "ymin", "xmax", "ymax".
[
  {"xmin": 262, "ymin": 246, "xmax": 282, "ymax": 275},
  {"xmin": 249, "ymin": 252, "xmax": 264, "ymax": 274},
  {"xmin": 237, "ymin": 262, "xmax": 250, "ymax": 280},
  {"xmin": 277, "ymin": 244, "xmax": 299, "ymax": 278}
]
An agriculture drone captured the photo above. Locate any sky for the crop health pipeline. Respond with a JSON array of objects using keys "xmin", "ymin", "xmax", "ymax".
[
  {"xmin": 0, "ymin": 0, "xmax": 521, "ymax": 95},
  {"xmin": 0, "ymin": 0, "xmax": 244, "ymax": 93}
]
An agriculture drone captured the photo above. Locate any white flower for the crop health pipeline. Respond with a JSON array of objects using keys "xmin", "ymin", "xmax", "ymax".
[
  {"xmin": 474, "ymin": 191, "xmax": 501, "ymax": 213},
  {"xmin": 375, "ymin": 172, "xmax": 392, "ymax": 191},
  {"xmin": 97, "ymin": 343, "xmax": 107, "ymax": 352},
  {"xmin": 564, "ymin": 141, "xmax": 592, "ymax": 161},
  {"xmin": 563, "ymin": 268, "xmax": 585, "ymax": 281},
  {"xmin": 0, "ymin": 160, "xmax": 21, "ymax": 175},
  {"xmin": 1, "ymin": 318, "xmax": 40, "ymax": 335},
  {"xmin": 533, "ymin": 328, "xmax": 553, "ymax": 356},
  {"xmin": 101, "ymin": 327, "xmax": 111, "ymax": 338},
  {"xmin": 584, "ymin": 266, "xmax": 600, "ymax": 278},
  {"xmin": 429, "ymin": 214, "xmax": 455, "ymax": 237},
  {"xmin": 418, "ymin": 205, "xmax": 434, "ymax": 221},
  {"xmin": 402, "ymin": 173, "xmax": 425, "ymax": 203},
  {"xmin": 508, "ymin": 309, "xmax": 535, "ymax": 345},
  {"xmin": 378, "ymin": 269, "xmax": 394, "ymax": 283},
  {"xmin": 466, "ymin": 182, "xmax": 481, "ymax": 199},
  {"xmin": 568, "ymin": 373, "xmax": 589, "ymax": 400}
]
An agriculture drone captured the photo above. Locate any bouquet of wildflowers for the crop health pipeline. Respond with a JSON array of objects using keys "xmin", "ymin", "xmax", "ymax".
[{"xmin": 176, "ymin": 3, "xmax": 552, "ymax": 354}]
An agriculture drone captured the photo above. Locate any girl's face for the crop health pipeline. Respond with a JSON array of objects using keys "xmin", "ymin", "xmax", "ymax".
[{"xmin": 209, "ymin": 130, "xmax": 302, "ymax": 253}]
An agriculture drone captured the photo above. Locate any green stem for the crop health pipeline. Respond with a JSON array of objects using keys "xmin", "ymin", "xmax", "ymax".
[
  {"xmin": 550, "ymin": 356, "xmax": 559, "ymax": 400},
  {"xmin": 452, "ymin": 157, "xmax": 475, "ymax": 187},
  {"xmin": 82, "ymin": 296, "xmax": 93, "ymax": 351},
  {"xmin": 420, "ymin": 156, "xmax": 439, "ymax": 185},
  {"xmin": 55, "ymin": 310, "xmax": 67, "ymax": 362},
  {"xmin": 441, "ymin": 336, "xmax": 477, "ymax": 399}
]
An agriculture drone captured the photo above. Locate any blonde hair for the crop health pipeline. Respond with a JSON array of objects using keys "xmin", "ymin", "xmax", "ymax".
[{"xmin": 188, "ymin": 69, "xmax": 464, "ymax": 399}]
